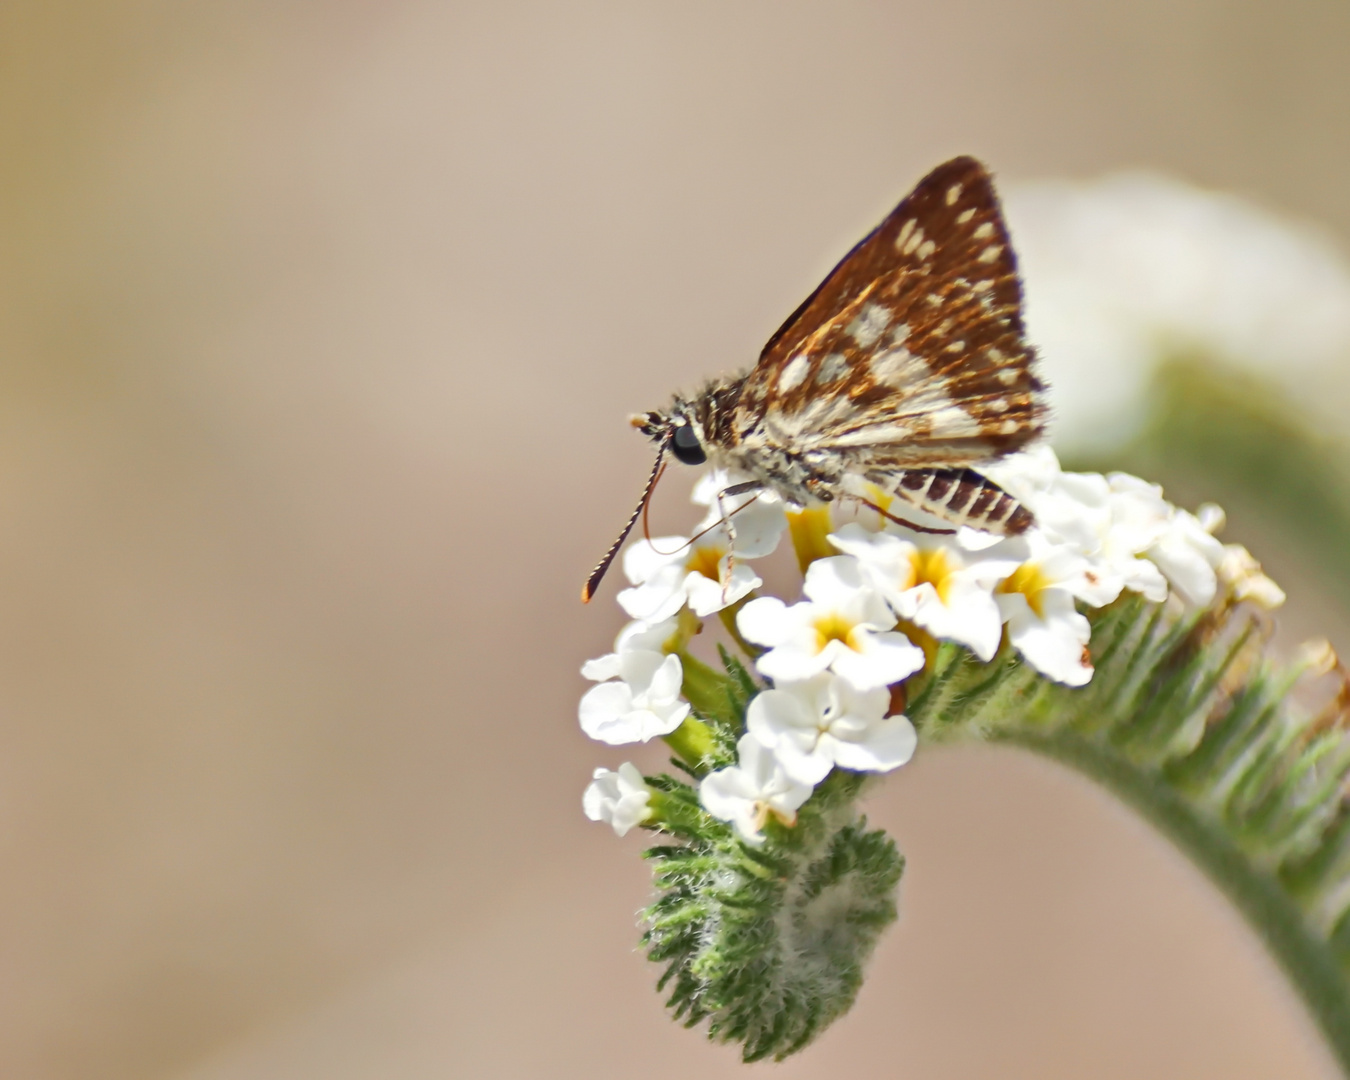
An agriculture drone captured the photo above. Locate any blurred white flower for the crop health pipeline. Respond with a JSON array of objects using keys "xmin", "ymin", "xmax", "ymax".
[
  {"xmin": 737, "ymin": 555, "xmax": 924, "ymax": 691},
  {"xmin": 579, "ymin": 620, "xmax": 690, "ymax": 744},
  {"xmin": 699, "ymin": 733, "xmax": 814, "ymax": 845},
  {"xmin": 1146, "ymin": 505, "xmax": 1225, "ymax": 608},
  {"xmin": 1005, "ymin": 173, "xmax": 1350, "ymax": 453},
  {"xmin": 746, "ymin": 673, "xmax": 917, "ymax": 785},
  {"xmin": 828, "ymin": 522, "xmax": 1022, "ymax": 661},
  {"xmin": 583, "ymin": 763, "xmax": 653, "ymax": 837},
  {"xmin": 1217, "ymin": 544, "xmax": 1287, "ymax": 610}
]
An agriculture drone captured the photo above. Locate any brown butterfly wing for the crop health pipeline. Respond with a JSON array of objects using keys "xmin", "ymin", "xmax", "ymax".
[{"xmin": 732, "ymin": 156, "xmax": 1046, "ymax": 469}]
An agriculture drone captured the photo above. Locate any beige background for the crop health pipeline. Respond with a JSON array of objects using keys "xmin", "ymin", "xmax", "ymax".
[{"xmin": 2, "ymin": 2, "xmax": 1349, "ymax": 1077}]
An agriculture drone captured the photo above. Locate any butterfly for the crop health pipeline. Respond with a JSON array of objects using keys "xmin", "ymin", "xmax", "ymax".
[{"xmin": 583, "ymin": 156, "xmax": 1048, "ymax": 602}]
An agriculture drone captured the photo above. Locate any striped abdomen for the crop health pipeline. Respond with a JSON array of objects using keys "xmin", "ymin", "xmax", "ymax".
[{"xmin": 890, "ymin": 467, "xmax": 1031, "ymax": 534}]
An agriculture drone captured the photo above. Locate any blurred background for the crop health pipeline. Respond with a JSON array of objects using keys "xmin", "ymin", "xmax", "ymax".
[{"xmin": 3, "ymin": 2, "xmax": 1350, "ymax": 1077}]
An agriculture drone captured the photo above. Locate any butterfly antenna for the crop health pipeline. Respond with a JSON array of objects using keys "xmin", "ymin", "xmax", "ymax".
[
  {"xmin": 641, "ymin": 461, "xmax": 666, "ymax": 544},
  {"xmin": 581, "ymin": 438, "xmax": 671, "ymax": 603}
]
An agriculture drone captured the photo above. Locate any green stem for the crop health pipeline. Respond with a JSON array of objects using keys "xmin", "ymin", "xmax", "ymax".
[
  {"xmin": 663, "ymin": 716, "xmax": 718, "ymax": 772},
  {"xmin": 1001, "ymin": 726, "xmax": 1350, "ymax": 1072}
]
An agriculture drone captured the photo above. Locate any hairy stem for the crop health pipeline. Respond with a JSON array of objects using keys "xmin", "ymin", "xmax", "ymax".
[
  {"xmin": 1001, "ymin": 726, "xmax": 1350, "ymax": 1071},
  {"xmin": 909, "ymin": 594, "xmax": 1350, "ymax": 1074}
]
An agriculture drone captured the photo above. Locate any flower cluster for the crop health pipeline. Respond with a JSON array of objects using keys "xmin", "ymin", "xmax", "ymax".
[{"xmin": 580, "ymin": 447, "xmax": 1283, "ymax": 843}]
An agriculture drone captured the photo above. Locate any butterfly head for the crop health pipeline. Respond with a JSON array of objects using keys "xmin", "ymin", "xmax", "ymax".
[{"xmin": 630, "ymin": 405, "xmax": 707, "ymax": 466}]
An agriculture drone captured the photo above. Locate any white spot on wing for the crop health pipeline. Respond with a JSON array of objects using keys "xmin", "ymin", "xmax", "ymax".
[
  {"xmin": 946, "ymin": 183, "xmax": 962, "ymax": 205},
  {"xmin": 778, "ymin": 354, "xmax": 810, "ymax": 392},
  {"xmin": 928, "ymin": 403, "xmax": 981, "ymax": 438},
  {"xmin": 868, "ymin": 346, "xmax": 923, "ymax": 388},
  {"xmin": 956, "ymin": 208, "xmax": 976, "ymax": 224},
  {"xmin": 845, "ymin": 303, "xmax": 892, "ymax": 348},
  {"xmin": 978, "ymin": 244, "xmax": 1003, "ymax": 263},
  {"xmin": 974, "ymin": 222, "xmax": 995, "ymax": 240},
  {"xmin": 997, "ymin": 368, "xmax": 1018, "ymax": 385},
  {"xmin": 916, "ymin": 239, "xmax": 936, "ymax": 261},
  {"xmin": 901, "ymin": 226, "xmax": 925, "ymax": 256},
  {"xmin": 815, "ymin": 352, "xmax": 851, "ymax": 385},
  {"xmin": 894, "ymin": 219, "xmax": 917, "ymax": 250}
]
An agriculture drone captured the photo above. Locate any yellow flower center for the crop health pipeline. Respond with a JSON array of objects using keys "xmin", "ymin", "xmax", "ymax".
[
  {"xmin": 906, "ymin": 547, "xmax": 957, "ymax": 604},
  {"xmin": 685, "ymin": 544, "xmax": 727, "ymax": 582},
  {"xmin": 752, "ymin": 800, "xmax": 798, "ymax": 832},
  {"xmin": 998, "ymin": 562, "xmax": 1052, "ymax": 617},
  {"xmin": 813, "ymin": 611, "xmax": 862, "ymax": 654},
  {"xmin": 787, "ymin": 507, "xmax": 835, "ymax": 573}
]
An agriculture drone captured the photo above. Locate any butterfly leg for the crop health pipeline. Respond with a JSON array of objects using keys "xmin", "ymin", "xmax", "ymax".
[
  {"xmin": 854, "ymin": 497, "xmax": 957, "ymax": 535},
  {"xmin": 714, "ymin": 483, "xmax": 764, "ymax": 604}
]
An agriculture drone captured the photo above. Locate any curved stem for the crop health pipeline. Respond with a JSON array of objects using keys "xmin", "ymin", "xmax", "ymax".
[{"xmin": 1000, "ymin": 726, "xmax": 1350, "ymax": 1073}]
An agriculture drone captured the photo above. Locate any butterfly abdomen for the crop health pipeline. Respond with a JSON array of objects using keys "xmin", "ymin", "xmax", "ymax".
[{"xmin": 891, "ymin": 467, "xmax": 1031, "ymax": 534}]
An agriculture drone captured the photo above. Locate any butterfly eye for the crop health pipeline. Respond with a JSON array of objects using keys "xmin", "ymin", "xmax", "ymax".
[{"xmin": 671, "ymin": 424, "xmax": 707, "ymax": 465}]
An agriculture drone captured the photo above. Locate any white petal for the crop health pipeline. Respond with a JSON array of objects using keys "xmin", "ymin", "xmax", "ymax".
[
  {"xmin": 616, "ymin": 571, "xmax": 688, "ymax": 622},
  {"xmin": 756, "ymin": 642, "xmax": 835, "ymax": 683},
  {"xmin": 643, "ymin": 653, "xmax": 685, "ymax": 705},
  {"xmin": 578, "ymin": 681, "xmax": 688, "ymax": 744},
  {"xmin": 1004, "ymin": 590, "xmax": 1093, "ymax": 687},
  {"xmin": 829, "ymin": 629, "xmax": 924, "ymax": 691},
  {"xmin": 617, "ymin": 649, "xmax": 666, "ymax": 693},
  {"xmin": 773, "ymin": 738, "xmax": 835, "ymax": 786},
  {"xmin": 686, "ymin": 562, "xmax": 762, "ymax": 617},
  {"xmin": 616, "ymin": 761, "xmax": 649, "ymax": 795},
  {"xmin": 580, "ymin": 653, "xmax": 623, "ymax": 681},
  {"xmin": 802, "ymin": 555, "xmax": 869, "ymax": 608},
  {"xmin": 765, "ymin": 776, "xmax": 815, "ymax": 818},
  {"xmin": 737, "ymin": 596, "xmax": 794, "ymax": 647},
  {"xmin": 735, "ymin": 732, "xmax": 784, "ymax": 791},
  {"xmin": 622, "ymin": 538, "xmax": 689, "ymax": 584},
  {"xmin": 614, "ymin": 617, "xmax": 679, "ymax": 654},
  {"xmin": 828, "ymin": 714, "xmax": 918, "ymax": 773},
  {"xmin": 699, "ymin": 769, "xmax": 753, "ymax": 823},
  {"xmin": 583, "ymin": 767, "xmax": 622, "ymax": 821},
  {"xmin": 1118, "ymin": 555, "xmax": 1170, "ymax": 603},
  {"xmin": 909, "ymin": 578, "xmax": 1003, "ymax": 661},
  {"xmin": 746, "ymin": 686, "xmax": 818, "ymax": 746}
]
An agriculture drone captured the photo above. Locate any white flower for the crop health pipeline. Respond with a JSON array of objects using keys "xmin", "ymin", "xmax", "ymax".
[
  {"xmin": 583, "ymin": 763, "xmax": 653, "ymax": 837},
  {"xmin": 617, "ymin": 533, "xmax": 761, "ymax": 621},
  {"xmin": 746, "ymin": 673, "xmax": 917, "ymax": 785},
  {"xmin": 579, "ymin": 617, "xmax": 678, "ymax": 681},
  {"xmin": 612, "ymin": 469, "xmax": 789, "ymax": 624},
  {"xmin": 692, "ymin": 469, "xmax": 789, "ymax": 558},
  {"xmin": 579, "ymin": 618, "xmax": 690, "ymax": 744},
  {"xmin": 737, "ymin": 555, "xmax": 925, "ymax": 691},
  {"xmin": 828, "ymin": 522, "xmax": 1022, "ymax": 661},
  {"xmin": 1030, "ymin": 470, "xmax": 1170, "ymax": 606},
  {"xmin": 699, "ymin": 733, "xmax": 814, "ymax": 845},
  {"xmin": 1146, "ymin": 506, "xmax": 1225, "ymax": 607},
  {"xmin": 995, "ymin": 531, "xmax": 1096, "ymax": 687}
]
